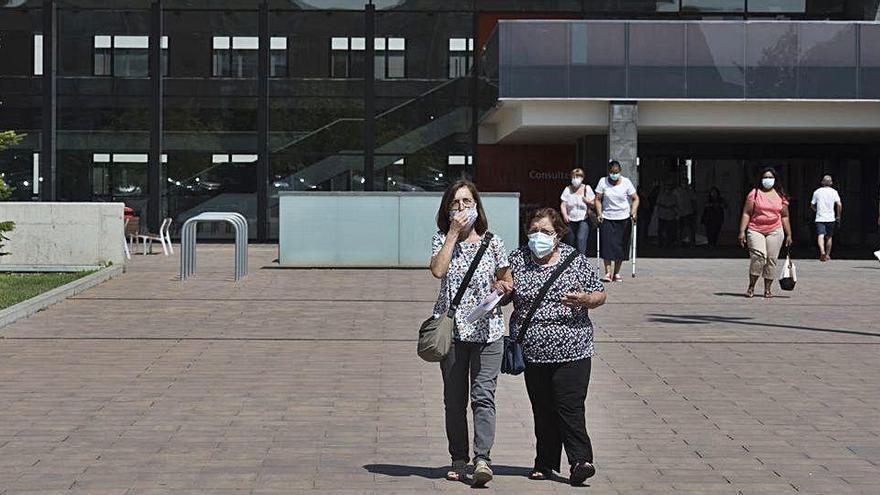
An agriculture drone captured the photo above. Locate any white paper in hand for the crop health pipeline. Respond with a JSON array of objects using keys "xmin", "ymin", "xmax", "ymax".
[{"xmin": 466, "ymin": 289, "xmax": 504, "ymax": 324}]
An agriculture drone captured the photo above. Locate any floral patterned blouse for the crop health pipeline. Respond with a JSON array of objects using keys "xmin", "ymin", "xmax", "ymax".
[
  {"xmin": 432, "ymin": 232, "xmax": 509, "ymax": 343},
  {"xmin": 508, "ymin": 244, "xmax": 605, "ymax": 363}
]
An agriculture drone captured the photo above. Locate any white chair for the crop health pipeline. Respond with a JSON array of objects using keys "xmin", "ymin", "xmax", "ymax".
[
  {"xmin": 123, "ymin": 218, "xmax": 132, "ymax": 260},
  {"xmin": 138, "ymin": 218, "xmax": 173, "ymax": 256}
]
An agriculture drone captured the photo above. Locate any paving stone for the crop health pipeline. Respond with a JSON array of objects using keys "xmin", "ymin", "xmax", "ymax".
[{"xmin": 0, "ymin": 246, "xmax": 878, "ymax": 492}]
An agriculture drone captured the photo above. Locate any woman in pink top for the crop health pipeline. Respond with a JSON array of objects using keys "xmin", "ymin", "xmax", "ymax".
[{"xmin": 737, "ymin": 167, "xmax": 793, "ymax": 298}]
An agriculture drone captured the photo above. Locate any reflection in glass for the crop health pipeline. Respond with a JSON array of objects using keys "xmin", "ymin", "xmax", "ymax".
[
  {"xmin": 746, "ymin": 23, "xmax": 797, "ymax": 98},
  {"xmin": 686, "ymin": 23, "xmax": 744, "ymax": 98},
  {"xmin": 798, "ymin": 23, "xmax": 856, "ymax": 98}
]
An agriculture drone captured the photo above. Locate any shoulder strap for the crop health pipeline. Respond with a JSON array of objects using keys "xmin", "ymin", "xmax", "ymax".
[
  {"xmin": 516, "ymin": 250, "xmax": 579, "ymax": 343},
  {"xmin": 448, "ymin": 232, "xmax": 494, "ymax": 315}
]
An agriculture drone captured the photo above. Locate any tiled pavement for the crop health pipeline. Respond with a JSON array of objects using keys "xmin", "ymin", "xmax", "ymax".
[{"xmin": 1, "ymin": 245, "xmax": 879, "ymax": 494}]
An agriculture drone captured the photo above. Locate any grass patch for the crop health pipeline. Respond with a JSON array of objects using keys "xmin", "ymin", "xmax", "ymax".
[{"xmin": 0, "ymin": 272, "xmax": 93, "ymax": 310}]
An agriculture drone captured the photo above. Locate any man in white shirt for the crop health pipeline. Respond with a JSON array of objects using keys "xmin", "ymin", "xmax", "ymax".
[{"xmin": 810, "ymin": 175, "xmax": 842, "ymax": 262}]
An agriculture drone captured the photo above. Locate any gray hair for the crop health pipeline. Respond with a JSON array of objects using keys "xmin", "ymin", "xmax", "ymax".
[{"xmin": 821, "ymin": 175, "xmax": 833, "ymax": 187}]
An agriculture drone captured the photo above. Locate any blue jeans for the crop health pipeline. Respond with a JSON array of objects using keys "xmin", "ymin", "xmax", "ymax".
[{"xmin": 564, "ymin": 220, "xmax": 590, "ymax": 255}]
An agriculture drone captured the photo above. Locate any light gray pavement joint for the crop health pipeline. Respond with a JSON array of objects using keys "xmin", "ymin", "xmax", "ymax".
[{"xmin": 1, "ymin": 245, "xmax": 879, "ymax": 494}]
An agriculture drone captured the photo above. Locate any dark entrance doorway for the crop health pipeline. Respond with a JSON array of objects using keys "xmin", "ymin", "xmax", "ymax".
[{"xmin": 638, "ymin": 140, "xmax": 880, "ymax": 259}]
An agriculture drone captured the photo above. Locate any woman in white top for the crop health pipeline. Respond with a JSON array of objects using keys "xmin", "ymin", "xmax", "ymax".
[
  {"xmin": 560, "ymin": 168, "xmax": 596, "ymax": 255},
  {"xmin": 594, "ymin": 160, "xmax": 640, "ymax": 282}
]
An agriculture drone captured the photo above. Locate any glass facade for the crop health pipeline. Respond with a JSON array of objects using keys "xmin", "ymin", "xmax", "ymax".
[
  {"xmin": 499, "ymin": 20, "xmax": 878, "ymax": 100},
  {"xmin": 1, "ymin": 0, "xmax": 878, "ymax": 240}
]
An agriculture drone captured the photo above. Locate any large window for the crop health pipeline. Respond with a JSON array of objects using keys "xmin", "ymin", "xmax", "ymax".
[
  {"xmin": 212, "ymin": 36, "xmax": 288, "ymax": 78},
  {"xmin": 93, "ymin": 35, "xmax": 168, "ymax": 77},
  {"xmin": 33, "ymin": 34, "xmax": 43, "ymax": 75},
  {"xmin": 376, "ymin": 37, "xmax": 405, "ymax": 79},
  {"xmin": 91, "ymin": 153, "xmax": 164, "ymax": 199},
  {"xmin": 331, "ymin": 36, "xmax": 405, "ymax": 79},
  {"xmin": 448, "ymin": 38, "xmax": 473, "ymax": 78},
  {"xmin": 270, "ymin": 37, "xmax": 289, "ymax": 77}
]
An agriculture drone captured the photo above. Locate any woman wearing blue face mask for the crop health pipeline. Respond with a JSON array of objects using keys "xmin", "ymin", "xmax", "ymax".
[
  {"xmin": 430, "ymin": 180, "xmax": 512, "ymax": 486},
  {"xmin": 506, "ymin": 208, "xmax": 606, "ymax": 486},
  {"xmin": 594, "ymin": 161, "xmax": 640, "ymax": 283}
]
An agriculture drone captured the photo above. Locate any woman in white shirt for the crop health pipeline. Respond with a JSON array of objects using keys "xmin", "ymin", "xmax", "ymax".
[
  {"xmin": 560, "ymin": 168, "xmax": 596, "ymax": 255},
  {"xmin": 594, "ymin": 161, "xmax": 640, "ymax": 282}
]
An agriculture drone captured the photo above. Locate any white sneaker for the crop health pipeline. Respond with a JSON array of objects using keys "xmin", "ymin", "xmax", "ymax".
[
  {"xmin": 874, "ymin": 249, "xmax": 880, "ymax": 262},
  {"xmin": 472, "ymin": 459, "xmax": 493, "ymax": 487}
]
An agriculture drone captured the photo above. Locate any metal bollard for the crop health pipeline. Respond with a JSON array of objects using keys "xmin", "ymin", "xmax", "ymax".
[{"xmin": 180, "ymin": 212, "xmax": 249, "ymax": 281}]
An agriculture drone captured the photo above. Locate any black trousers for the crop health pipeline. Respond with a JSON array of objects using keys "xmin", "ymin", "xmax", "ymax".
[{"xmin": 524, "ymin": 358, "xmax": 593, "ymax": 472}]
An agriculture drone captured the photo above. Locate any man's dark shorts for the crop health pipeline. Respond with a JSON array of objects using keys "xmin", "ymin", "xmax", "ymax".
[{"xmin": 816, "ymin": 222, "xmax": 836, "ymax": 237}]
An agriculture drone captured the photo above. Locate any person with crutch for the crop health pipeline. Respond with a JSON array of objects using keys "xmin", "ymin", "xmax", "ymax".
[{"xmin": 594, "ymin": 160, "xmax": 640, "ymax": 283}]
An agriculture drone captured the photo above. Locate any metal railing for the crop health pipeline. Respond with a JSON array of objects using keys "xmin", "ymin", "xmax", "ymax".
[{"xmin": 180, "ymin": 212, "xmax": 248, "ymax": 281}]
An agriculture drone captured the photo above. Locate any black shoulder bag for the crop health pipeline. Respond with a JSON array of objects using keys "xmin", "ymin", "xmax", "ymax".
[
  {"xmin": 501, "ymin": 250, "xmax": 579, "ymax": 375},
  {"xmin": 418, "ymin": 232, "xmax": 494, "ymax": 362}
]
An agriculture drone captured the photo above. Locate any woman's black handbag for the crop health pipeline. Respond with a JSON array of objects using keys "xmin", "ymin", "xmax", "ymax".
[
  {"xmin": 418, "ymin": 233, "xmax": 493, "ymax": 362},
  {"xmin": 501, "ymin": 251, "xmax": 579, "ymax": 375}
]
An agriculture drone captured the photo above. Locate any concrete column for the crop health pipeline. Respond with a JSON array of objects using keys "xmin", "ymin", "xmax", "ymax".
[{"xmin": 608, "ymin": 101, "xmax": 638, "ymax": 188}]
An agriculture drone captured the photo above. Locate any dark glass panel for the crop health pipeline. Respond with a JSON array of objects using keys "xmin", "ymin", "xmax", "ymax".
[
  {"xmin": 681, "ymin": 0, "xmax": 745, "ymax": 12},
  {"xmin": 114, "ymin": 48, "xmax": 150, "ymax": 78},
  {"xmin": 628, "ymin": 23, "xmax": 686, "ymax": 98},
  {"xmin": 798, "ymin": 23, "xmax": 856, "ymax": 98},
  {"xmin": 568, "ymin": 22, "xmax": 626, "ymax": 97},
  {"xmin": 686, "ymin": 22, "xmax": 745, "ymax": 98},
  {"xmin": 859, "ymin": 24, "xmax": 880, "ymax": 98},
  {"xmin": 749, "ymin": 0, "xmax": 806, "ymax": 13},
  {"xmin": 270, "ymin": 51, "xmax": 288, "ymax": 78},
  {"xmin": 231, "ymin": 49, "xmax": 258, "ymax": 78},
  {"xmin": 745, "ymin": 22, "xmax": 797, "ymax": 98},
  {"xmin": 501, "ymin": 21, "xmax": 569, "ymax": 97}
]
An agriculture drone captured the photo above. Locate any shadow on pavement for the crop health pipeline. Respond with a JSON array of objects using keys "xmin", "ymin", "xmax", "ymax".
[
  {"xmin": 713, "ymin": 292, "xmax": 791, "ymax": 299},
  {"xmin": 364, "ymin": 464, "xmax": 580, "ymax": 487},
  {"xmin": 647, "ymin": 314, "xmax": 880, "ymax": 338}
]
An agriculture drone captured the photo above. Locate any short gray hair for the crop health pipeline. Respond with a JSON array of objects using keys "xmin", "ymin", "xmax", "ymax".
[{"xmin": 821, "ymin": 175, "xmax": 833, "ymax": 186}]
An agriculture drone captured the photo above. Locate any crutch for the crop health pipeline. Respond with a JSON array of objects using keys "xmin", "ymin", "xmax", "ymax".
[
  {"xmin": 595, "ymin": 222, "xmax": 601, "ymax": 267},
  {"xmin": 631, "ymin": 217, "xmax": 638, "ymax": 278}
]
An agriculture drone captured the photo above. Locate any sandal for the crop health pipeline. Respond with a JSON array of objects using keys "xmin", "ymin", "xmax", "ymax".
[
  {"xmin": 529, "ymin": 468, "xmax": 551, "ymax": 481},
  {"xmin": 746, "ymin": 287, "xmax": 755, "ymax": 298},
  {"xmin": 446, "ymin": 460, "xmax": 467, "ymax": 482},
  {"xmin": 613, "ymin": 274, "xmax": 623, "ymax": 282},
  {"xmin": 601, "ymin": 274, "xmax": 612, "ymax": 283},
  {"xmin": 764, "ymin": 290, "xmax": 774, "ymax": 299}
]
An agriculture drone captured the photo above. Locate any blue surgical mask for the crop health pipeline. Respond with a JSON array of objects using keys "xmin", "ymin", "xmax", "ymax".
[
  {"xmin": 528, "ymin": 232, "xmax": 556, "ymax": 258},
  {"xmin": 609, "ymin": 173, "xmax": 621, "ymax": 182},
  {"xmin": 761, "ymin": 178, "xmax": 775, "ymax": 190}
]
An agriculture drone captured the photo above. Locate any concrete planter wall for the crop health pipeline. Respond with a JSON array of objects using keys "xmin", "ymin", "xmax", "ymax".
[{"xmin": 0, "ymin": 202, "xmax": 125, "ymax": 271}]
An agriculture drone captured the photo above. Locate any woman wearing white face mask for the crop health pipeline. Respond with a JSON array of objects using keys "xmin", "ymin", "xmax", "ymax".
[
  {"xmin": 560, "ymin": 168, "xmax": 596, "ymax": 255},
  {"xmin": 737, "ymin": 167, "xmax": 792, "ymax": 298},
  {"xmin": 505, "ymin": 208, "xmax": 606, "ymax": 486},
  {"xmin": 430, "ymin": 180, "xmax": 512, "ymax": 486},
  {"xmin": 595, "ymin": 160, "xmax": 639, "ymax": 283}
]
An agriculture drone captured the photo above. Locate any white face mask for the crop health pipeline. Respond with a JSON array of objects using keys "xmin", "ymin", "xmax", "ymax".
[
  {"xmin": 571, "ymin": 177, "xmax": 583, "ymax": 188},
  {"xmin": 450, "ymin": 207, "xmax": 478, "ymax": 229},
  {"xmin": 761, "ymin": 178, "xmax": 775, "ymax": 190}
]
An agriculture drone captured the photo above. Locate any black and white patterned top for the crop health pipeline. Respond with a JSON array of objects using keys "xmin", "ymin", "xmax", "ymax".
[
  {"xmin": 508, "ymin": 243, "xmax": 605, "ymax": 363},
  {"xmin": 432, "ymin": 231, "xmax": 509, "ymax": 343}
]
